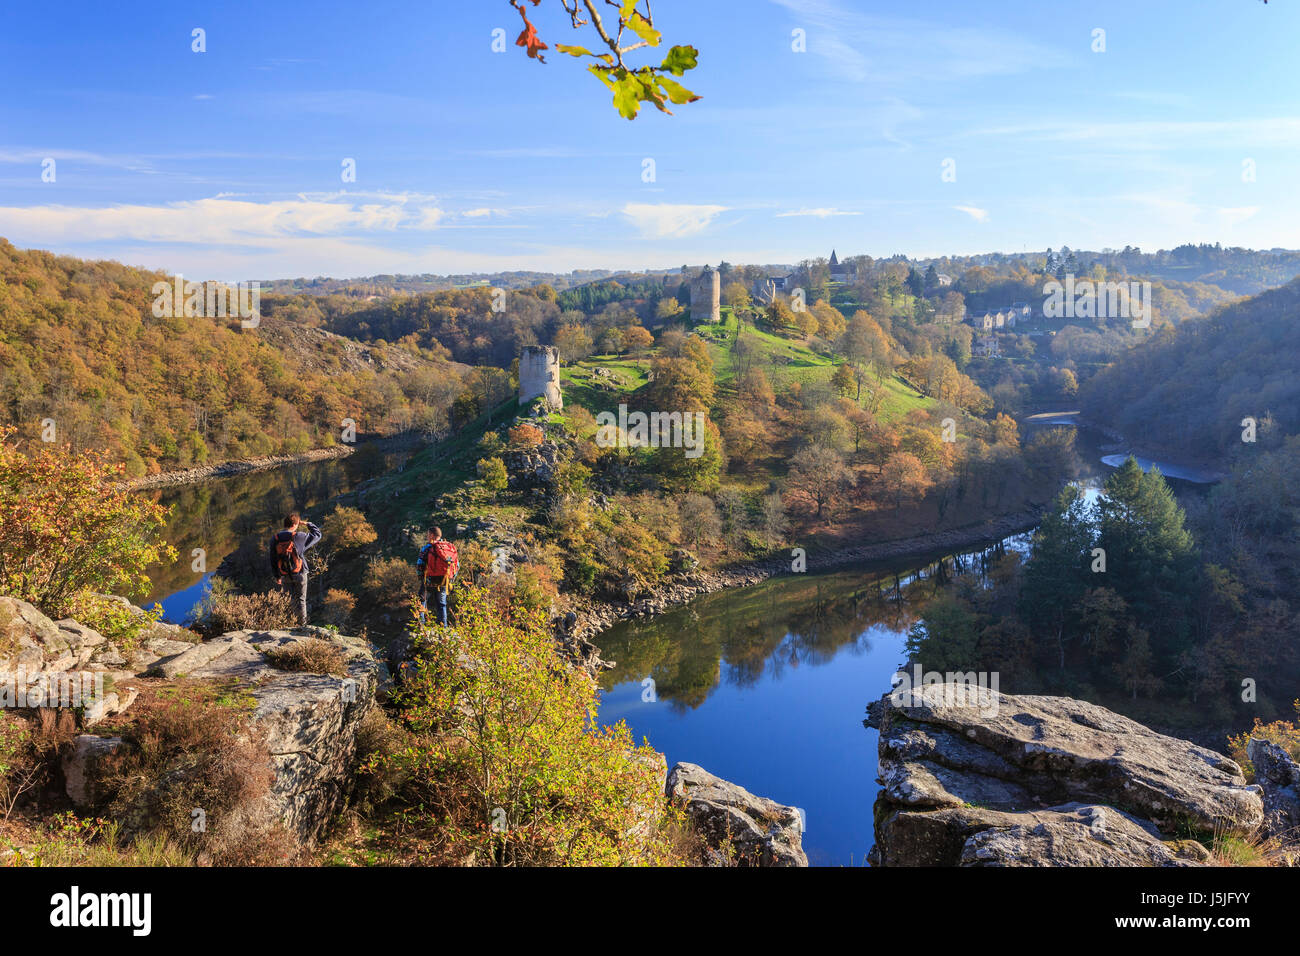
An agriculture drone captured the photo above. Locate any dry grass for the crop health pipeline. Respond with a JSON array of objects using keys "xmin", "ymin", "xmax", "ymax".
[
  {"xmin": 262, "ymin": 638, "xmax": 347, "ymax": 676},
  {"xmin": 198, "ymin": 582, "xmax": 297, "ymax": 635}
]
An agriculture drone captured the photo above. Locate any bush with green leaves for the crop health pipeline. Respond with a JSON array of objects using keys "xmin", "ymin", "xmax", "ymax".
[{"xmin": 389, "ymin": 586, "xmax": 671, "ymax": 865}]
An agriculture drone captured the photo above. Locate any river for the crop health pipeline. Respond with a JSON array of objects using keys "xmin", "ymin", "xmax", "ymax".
[{"xmin": 139, "ymin": 442, "xmax": 413, "ymax": 622}]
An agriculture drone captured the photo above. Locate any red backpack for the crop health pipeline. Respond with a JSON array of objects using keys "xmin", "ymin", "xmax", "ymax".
[
  {"xmin": 273, "ymin": 531, "xmax": 304, "ymax": 576},
  {"xmin": 425, "ymin": 540, "xmax": 459, "ymax": 579}
]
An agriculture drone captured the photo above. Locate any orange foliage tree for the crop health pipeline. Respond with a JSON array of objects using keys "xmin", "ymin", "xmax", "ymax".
[{"xmin": 0, "ymin": 428, "xmax": 176, "ymax": 614}]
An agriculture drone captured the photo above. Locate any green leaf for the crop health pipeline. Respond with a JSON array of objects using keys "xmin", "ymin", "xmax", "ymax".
[
  {"xmin": 619, "ymin": 0, "xmax": 639, "ymax": 18},
  {"xmin": 588, "ymin": 64, "xmax": 616, "ymax": 91},
  {"xmin": 660, "ymin": 45, "xmax": 698, "ymax": 76},
  {"xmin": 626, "ymin": 12, "xmax": 661, "ymax": 47},
  {"xmin": 655, "ymin": 74, "xmax": 699, "ymax": 105},
  {"xmin": 612, "ymin": 74, "xmax": 642, "ymax": 119},
  {"xmin": 555, "ymin": 44, "xmax": 595, "ymax": 58}
]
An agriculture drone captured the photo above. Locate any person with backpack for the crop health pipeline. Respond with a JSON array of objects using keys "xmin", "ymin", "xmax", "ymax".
[
  {"xmin": 416, "ymin": 526, "xmax": 458, "ymax": 626},
  {"xmin": 269, "ymin": 512, "xmax": 322, "ymax": 627}
]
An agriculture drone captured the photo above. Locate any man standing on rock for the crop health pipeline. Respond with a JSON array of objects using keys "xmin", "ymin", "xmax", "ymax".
[
  {"xmin": 416, "ymin": 526, "xmax": 458, "ymax": 626},
  {"xmin": 270, "ymin": 512, "xmax": 322, "ymax": 627}
]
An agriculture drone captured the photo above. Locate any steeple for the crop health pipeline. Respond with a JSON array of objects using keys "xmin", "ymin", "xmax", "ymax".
[{"xmin": 829, "ymin": 249, "xmax": 839, "ymax": 267}]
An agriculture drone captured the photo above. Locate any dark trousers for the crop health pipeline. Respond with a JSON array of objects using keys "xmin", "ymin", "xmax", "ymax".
[{"xmin": 287, "ymin": 572, "xmax": 309, "ymax": 626}]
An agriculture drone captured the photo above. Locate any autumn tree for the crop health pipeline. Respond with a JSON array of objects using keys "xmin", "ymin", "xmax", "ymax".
[
  {"xmin": 789, "ymin": 444, "xmax": 855, "ymax": 519},
  {"xmin": 0, "ymin": 428, "xmax": 176, "ymax": 615},
  {"xmin": 622, "ymin": 324, "xmax": 654, "ymax": 358},
  {"xmin": 722, "ymin": 281, "xmax": 751, "ymax": 313},
  {"xmin": 553, "ymin": 323, "xmax": 594, "ymax": 362},
  {"xmin": 831, "ymin": 364, "xmax": 855, "ymax": 397},
  {"xmin": 880, "ymin": 451, "xmax": 929, "ymax": 509}
]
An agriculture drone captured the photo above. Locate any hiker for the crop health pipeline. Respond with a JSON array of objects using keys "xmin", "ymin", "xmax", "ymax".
[
  {"xmin": 416, "ymin": 526, "xmax": 459, "ymax": 626},
  {"xmin": 269, "ymin": 512, "xmax": 322, "ymax": 627}
]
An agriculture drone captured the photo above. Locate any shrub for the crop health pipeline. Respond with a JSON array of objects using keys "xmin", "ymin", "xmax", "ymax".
[
  {"xmin": 476, "ymin": 431, "xmax": 506, "ymax": 458},
  {"xmin": 262, "ymin": 638, "xmax": 347, "ymax": 676},
  {"xmin": 0, "ymin": 712, "xmax": 41, "ymax": 819},
  {"xmin": 512, "ymin": 563, "xmax": 558, "ymax": 617},
  {"xmin": 195, "ymin": 578, "xmax": 296, "ymax": 634},
  {"xmin": 0, "ymin": 427, "xmax": 177, "ymax": 615},
  {"xmin": 63, "ymin": 591, "xmax": 164, "ymax": 652},
  {"xmin": 389, "ymin": 586, "xmax": 674, "ymax": 866},
  {"xmin": 455, "ymin": 540, "xmax": 494, "ymax": 586},
  {"xmin": 319, "ymin": 588, "xmax": 356, "ymax": 629},
  {"xmin": 362, "ymin": 556, "xmax": 416, "ymax": 609},
  {"xmin": 95, "ymin": 682, "xmax": 295, "ymax": 865},
  {"xmin": 327, "ymin": 506, "xmax": 378, "ymax": 551},
  {"xmin": 1228, "ymin": 700, "xmax": 1300, "ymax": 775},
  {"xmin": 506, "ymin": 423, "xmax": 544, "ymax": 450},
  {"xmin": 476, "ymin": 456, "xmax": 509, "ymax": 495}
]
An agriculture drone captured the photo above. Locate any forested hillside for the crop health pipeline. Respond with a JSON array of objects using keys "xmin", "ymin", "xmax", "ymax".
[
  {"xmin": 0, "ymin": 240, "xmax": 470, "ymax": 475},
  {"xmin": 1080, "ymin": 277, "xmax": 1300, "ymax": 462}
]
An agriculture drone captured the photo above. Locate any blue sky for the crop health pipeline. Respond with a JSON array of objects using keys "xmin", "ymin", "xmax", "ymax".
[{"xmin": 0, "ymin": 0, "xmax": 1295, "ymax": 280}]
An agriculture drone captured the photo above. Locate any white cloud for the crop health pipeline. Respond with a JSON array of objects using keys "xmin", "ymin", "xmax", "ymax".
[
  {"xmin": 0, "ymin": 195, "xmax": 447, "ymax": 246},
  {"xmin": 776, "ymin": 207, "xmax": 861, "ymax": 218},
  {"xmin": 954, "ymin": 205, "xmax": 989, "ymax": 223},
  {"xmin": 1218, "ymin": 206, "xmax": 1260, "ymax": 227},
  {"xmin": 620, "ymin": 203, "xmax": 728, "ymax": 238}
]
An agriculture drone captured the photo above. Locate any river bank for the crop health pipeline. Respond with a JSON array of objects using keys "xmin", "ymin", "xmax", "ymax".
[
  {"xmin": 564, "ymin": 505, "xmax": 1045, "ymax": 647},
  {"xmin": 119, "ymin": 434, "xmax": 431, "ymax": 491}
]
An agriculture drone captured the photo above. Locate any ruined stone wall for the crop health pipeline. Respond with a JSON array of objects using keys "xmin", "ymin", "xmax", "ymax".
[{"xmin": 518, "ymin": 345, "xmax": 562, "ymax": 409}]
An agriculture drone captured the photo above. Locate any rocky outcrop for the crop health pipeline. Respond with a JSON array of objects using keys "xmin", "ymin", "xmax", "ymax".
[
  {"xmin": 1248, "ymin": 738, "xmax": 1300, "ymax": 862},
  {"xmin": 0, "ymin": 595, "xmax": 198, "ymax": 722},
  {"xmin": 867, "ymin": 682, "xmax": 1264, "ymax": 866},
  {"xmin": 2, "ymin": 595, "xmax": 379, "ymax": 849},
  {"xmin": 665, "ymin": 762, "xmax": 808, "ymax": 867},
  {"xmin": 182, "ymin": 628, "xmax": 381, "ymax": 845}
]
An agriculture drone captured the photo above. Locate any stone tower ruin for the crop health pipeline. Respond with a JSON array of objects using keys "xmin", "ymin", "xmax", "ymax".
[
  {"xmin": 518, "ymin": 345, "xmax": 562, "ymax": 410},
  {"xmin": 690, "ymin": 264, "xmax": 721, "ymax": 323}
]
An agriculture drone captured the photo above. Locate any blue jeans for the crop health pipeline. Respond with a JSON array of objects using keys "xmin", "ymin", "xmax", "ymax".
[{"xmin": 421, "ymin": 578, "xmax": 448, "ymax": 625}]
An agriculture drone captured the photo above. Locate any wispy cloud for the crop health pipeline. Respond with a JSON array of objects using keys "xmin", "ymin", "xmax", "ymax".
[
  {"xmin": 954, "ymin": 205, "xmax": 989, "ymax": 223},
  {"xmin": 776, "ymin": 207, "xmax": 861, "ymax": 218},
  {"xmin": 769, "ymin": 0, "xmax": 1071, "ymax": 84},
  {"xmin": 962, "ymin": 117, "xmax": 1300, "ymax": 149},
  {"xmin": 620, "ymin": 203, "xmax": 728, "ymax": 238}
]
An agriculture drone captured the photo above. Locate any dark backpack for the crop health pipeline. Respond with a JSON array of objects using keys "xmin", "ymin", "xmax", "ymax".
[{"xmin": 273, "ymin": 530, "xmax": 304, "ymax": 576}]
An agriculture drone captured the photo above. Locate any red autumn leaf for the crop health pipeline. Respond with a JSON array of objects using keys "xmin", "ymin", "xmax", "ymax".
[{"xmin": 516, "ymin": 19, "xmax": 549, "ymax": 61}]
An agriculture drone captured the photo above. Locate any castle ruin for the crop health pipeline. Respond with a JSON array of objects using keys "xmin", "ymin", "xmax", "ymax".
[
  {"xmin": 518, "ymin": 345, "xmax": 562, "ymax": 410},
  {"xmin": 690, "ymin": 264, "xmax": 721, "ymax": 323}
]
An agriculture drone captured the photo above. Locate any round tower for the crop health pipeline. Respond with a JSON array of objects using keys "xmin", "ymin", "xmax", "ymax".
[
  {"xmin": 518, "ymin": 345, "xmax": 562, "ymax": 410},
  {"xmin": 690, "ymin": 265, "xmax": 721, "ymax": 323}
]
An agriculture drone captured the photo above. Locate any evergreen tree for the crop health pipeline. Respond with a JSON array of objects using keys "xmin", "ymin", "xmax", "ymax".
[
  {"xmin": 1095, "ymin": 457, "xmax": 1198, "ymax": 660},
  {"xmin": 1019, "ymin": 484, "xmax": 1095, "ymax": 670}
]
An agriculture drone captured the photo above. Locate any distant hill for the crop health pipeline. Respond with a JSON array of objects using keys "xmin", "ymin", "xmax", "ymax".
[
  {"xmin": 1080, "ymin": 276, "xmax": 1300, "ymax": 462},
  {"xmin": 0, "ymin": 240, "xmax": 466, "ymax": 475}
]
